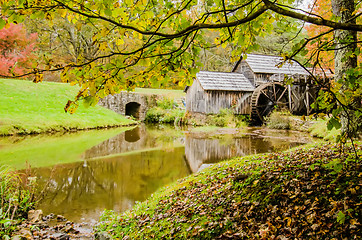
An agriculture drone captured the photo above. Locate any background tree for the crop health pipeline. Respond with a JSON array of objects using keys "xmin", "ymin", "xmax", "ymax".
[
  {"xmin": 24, "ymin": 16, "xmax": 101, "ymax": 81},
  {"xmin": 0, "ymin": 22, "xmax": 37, "ymax": 75}
]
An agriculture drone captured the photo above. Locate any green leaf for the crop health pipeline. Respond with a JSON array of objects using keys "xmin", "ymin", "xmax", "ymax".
[
  {"xmin": 336, "ymin": 211, "xmax": 345, "ymax": 224},
  {"xmin": 104, "ymin": 8, "xmax": 112, "ymax": 16},
  {"xmin": 0, "ymin": 18, "xmax": 6, "ymax": 29},
  {"xmin": 328, "ymin": 117, "xmax": 342, "ymax": 130}
]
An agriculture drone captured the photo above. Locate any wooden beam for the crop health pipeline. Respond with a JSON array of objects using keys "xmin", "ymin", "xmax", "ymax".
[
  {"xmin": 288, "ymin": 85, "xmax": 292, "ymax": 111},
  {"xmin": 305, "ymin": 76, "xmax": 310, "ymax": 115}
]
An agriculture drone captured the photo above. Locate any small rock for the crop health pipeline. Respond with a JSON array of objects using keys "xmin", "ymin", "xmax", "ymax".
[
  {"xmin": 95, "ymin": 232, "xmax": 112, "ymax": 240},
  {"xmin": 52, "ymin": 224, "xmax": 65, "ymax": 231},
  {"xmin": 50, "ymin": 232, "xmax": 69, "ymax": 240},
  {"xmin": 28, "ymin": 210, "xmax": 43, "ymax": 223},
  {"xmin": 63, "ymin": 225, "xmax": 79, "ymax": 234},
  {"xmin": 11, "ymin": 235, "xmax": 28, "ymax": 240},
  {"xmin": 12, "ymin": 228, "xmax": 32, "ymax": 240},
  {"xmin": 56, "ymin": 215, "xmax": 67, "ymax": 222}
]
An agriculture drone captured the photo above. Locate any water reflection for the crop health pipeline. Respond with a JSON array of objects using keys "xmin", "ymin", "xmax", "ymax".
[
  {"xmin": 34, "ymin": 147, "xmax": 189, "ymax": 223},
  {"xmin": 5, "ymin": 125, "xmax": 313, "ymax": 223},
  {"xmin": 184, "ymin": 131, "xmax": 303, "ymax": 172}
]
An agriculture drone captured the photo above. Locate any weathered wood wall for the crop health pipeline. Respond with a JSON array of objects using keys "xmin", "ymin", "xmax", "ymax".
[
  {"xmin": 186, "ymin": 79, "xmax": 252, "ymax": 115},
  {"xmin": 236, "ymin": 62, "xmax": 255, "ymax": 86},
  {"xmin": 186, "ymin": 79, "xmax": 206, "ymax": 113},
  {"xmin": 204, "ymin": 91, "xmax": 252, "ymax": 114}
]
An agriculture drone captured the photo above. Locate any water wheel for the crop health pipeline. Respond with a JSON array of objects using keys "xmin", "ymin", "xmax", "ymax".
[{"xmin": 250, "ymin": 82, "xmax": 289, "ymax": 124}]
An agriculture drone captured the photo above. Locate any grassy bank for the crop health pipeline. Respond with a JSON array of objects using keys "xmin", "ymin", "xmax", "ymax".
[
  {"xmin": 265, "ymin": 111, "xmax": 341, "ymax": 141},
  {"xmin": 0, "ymin": 167, "xmax": 36, "ymax": 238},
  {"xmin": 96, "ymin": 143, "xmax": 361, "ymax": 239},
  {"xmin": 0, "ymin": 79, "xmax": 135, "ymax": 135}
]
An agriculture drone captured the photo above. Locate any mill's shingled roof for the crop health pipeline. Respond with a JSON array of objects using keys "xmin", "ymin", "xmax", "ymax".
[
  {"xmin": 196, "ymin": 71, "xmax": 255, "ymax": 91},
  {"xmin": 243, "ymin": 54, "xmax": 309, "ymax": 75}
]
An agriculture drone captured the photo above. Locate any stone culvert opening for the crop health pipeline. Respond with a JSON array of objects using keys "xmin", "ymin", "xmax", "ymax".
[{"xmin": 125, "ymin": 102, "xmax": 141, "ymax": 119}]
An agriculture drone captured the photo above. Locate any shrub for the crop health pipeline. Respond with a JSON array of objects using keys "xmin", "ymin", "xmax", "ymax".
[
  {"xmin": 145, "ymin": 107, "xmax": 164, "ymax": 123},
  {"xmin": 145, "ymin": 97, "xmax": 185, "ymax": 125},
  {"xmin": 207, "ymin": 109, "xmax": 233, "ymax": 127},
  {"xmin": 206, "ymin": 109, "xmax": 248, "ymax": 127},
  {"xmin": 0, "ymin": 166, "xmax": 36, "ymax": 238},
  {"xmin": 266, "ymin": 111, "xmax": 291, "ymax": 130},
  {"xmin": 156, "ymin": 97, "xmax": 177, "ymax": 110},
  {"xmin": 145, "ymin": 107, "xmax": 185, "ymax": 124}
]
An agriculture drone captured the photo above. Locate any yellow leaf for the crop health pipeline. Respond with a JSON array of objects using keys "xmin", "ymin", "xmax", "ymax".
[
  {"xmin": 350, "ymin": 219, "xmax": 358, "ymax": 225},
  {"xmin": 285, "ymin": 217, "xmax": 292, "ymax": 227},
  {"xmin": 117, "ymin": 38, "xmax": 125, "ymax": 45},
  {"xmin": 61, "ymin": 67, "xmax": 70, "ymax": 83},
  {"xmin": 90, "ymin": 62, "xmax": 96, "ymax": 69},
  {"xmin": 45, "ymin": 12, "xmax": 53, "ymax": 21},
  {"xmin": 99, "ymin": 42, "xmax": 108, "ymax": 51},
  {"xmin": 59, "ymin": 9, "xmax": 67, "ymax": 18},
  {"xmin": 92, "ymin": 34, "xmax": 98, "ymax": 43},
  {"xmin": 101, "ymin": 27, "xmax": 108, "ymax": 37},
  {"xmin": 33, "ymin": 73, "xmax": 43, "ymax": 83},
  {"xmin": 67, "ymin": 14, "xmax": 72, "ymax": 23}
]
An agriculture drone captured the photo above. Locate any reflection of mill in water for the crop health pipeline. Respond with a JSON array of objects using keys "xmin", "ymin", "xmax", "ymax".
[{"xmin": 184, "ymin": 135, "xmax": 274, "ymax": 173}]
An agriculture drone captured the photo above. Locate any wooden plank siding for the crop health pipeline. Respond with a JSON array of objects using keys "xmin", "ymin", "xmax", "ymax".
[
  {"xmin": 186, "ymin": 79, "xmax": 206, "ymax": 113},
  {"xmin": 186, "ymin": 78, "xmax": 252, "ymax": 114},
  {"xmin": 205, "ymin": 90, "xmax": 251, "ymax": 114}
]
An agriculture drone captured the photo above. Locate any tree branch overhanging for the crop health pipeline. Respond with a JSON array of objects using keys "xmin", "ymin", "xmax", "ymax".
[{"xmin": 262, "ymin": 0, "xmax": 362, "ymax": 31}]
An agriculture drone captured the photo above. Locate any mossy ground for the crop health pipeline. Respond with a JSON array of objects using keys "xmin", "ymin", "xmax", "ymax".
[{"xmin": 96, "ymin": 143, "xmax": 361, "ymax": 239}]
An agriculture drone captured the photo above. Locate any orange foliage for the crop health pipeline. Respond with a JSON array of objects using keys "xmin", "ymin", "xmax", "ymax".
[
  {"xmin": 305, "ymin": 0, "xmax": 334, "ymax": 72},
  {"xmin": 305, "ymin": 0, "xmax": 361, "ymax": 74}
]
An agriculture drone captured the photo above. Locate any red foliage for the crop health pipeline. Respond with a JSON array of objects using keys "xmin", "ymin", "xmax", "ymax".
[{"xmin": 0, "ymin": 23, "xmax": 38, "ymax": 76}]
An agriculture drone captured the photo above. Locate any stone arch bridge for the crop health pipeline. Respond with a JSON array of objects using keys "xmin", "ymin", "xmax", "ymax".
[{"xmin": 98, "ymin": 92, "xmax": 158, "ymax": 120}]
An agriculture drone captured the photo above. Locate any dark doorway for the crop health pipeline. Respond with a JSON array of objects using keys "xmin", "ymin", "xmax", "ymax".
[{"xmin": 125, "ymin": 102, "xmax": 141, "ymax": 119}]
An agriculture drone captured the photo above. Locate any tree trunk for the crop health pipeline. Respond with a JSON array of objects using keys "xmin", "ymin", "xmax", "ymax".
[{"xmin": 332, "ymin": 0, "xmax": 358, "ymax": 137}]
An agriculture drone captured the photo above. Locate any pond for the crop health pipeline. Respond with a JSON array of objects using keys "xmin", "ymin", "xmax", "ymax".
[{"xmin": 0, "ymin": 125, "xmax": 314, "ymax": 224}]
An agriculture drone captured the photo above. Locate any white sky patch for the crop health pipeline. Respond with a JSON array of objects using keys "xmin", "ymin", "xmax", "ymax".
[{"xmin": 299, "ymin": 0, "xmax": 315, "ymax": 11}]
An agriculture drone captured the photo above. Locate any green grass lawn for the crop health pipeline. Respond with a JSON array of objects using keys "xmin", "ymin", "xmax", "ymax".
[{"xmin": 0, "ymin": 79, "xmax": 135, "ymax": 135}]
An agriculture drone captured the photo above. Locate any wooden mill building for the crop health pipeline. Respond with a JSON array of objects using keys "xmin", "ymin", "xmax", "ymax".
[
  {"xmin": 185, "ymin": 54, "xmax": 316, "ymax": 123},
  {"xmin": 184, "ymin": 71, "xmax": 254, "ymax": 115}
]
